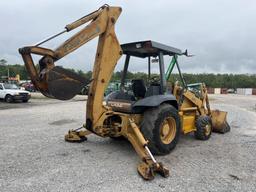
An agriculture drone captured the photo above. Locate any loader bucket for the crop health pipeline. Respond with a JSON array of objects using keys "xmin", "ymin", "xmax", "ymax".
[
  {"xmin": 44, "ymin": 66, "xmax": 90, "ymax": 100},
  {"xmin": 211, "ymin": 110, "xmax": 230, "ymax": 133}
]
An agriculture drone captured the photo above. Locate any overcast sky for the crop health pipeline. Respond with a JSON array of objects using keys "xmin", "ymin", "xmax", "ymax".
[{"xmin": 0, "ymin": 0, "xmax": 255, "ymax": 74}]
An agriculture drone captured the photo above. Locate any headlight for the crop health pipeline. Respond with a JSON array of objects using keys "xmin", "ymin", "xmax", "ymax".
[{"xmin": 13, "ymin": 92, "xmax": 20, "ymax": 96}]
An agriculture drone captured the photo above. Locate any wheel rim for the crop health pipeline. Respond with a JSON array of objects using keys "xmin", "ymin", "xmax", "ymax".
[
  {"xmin": 6, "ymin": 96, "xmax": 11, "ymax": 102},
  {"xmin": 160, "ymin": 117, "xmax": 176, "ymax": 144},
  {"xmin": 205, "ymin": 124, "xmax": 211, "ymax": 136}
]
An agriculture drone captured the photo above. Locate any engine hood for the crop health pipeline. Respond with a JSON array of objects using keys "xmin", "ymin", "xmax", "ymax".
[{"xmin": 5, "ymin": 89, "xmax": 30, "ymax": 94}]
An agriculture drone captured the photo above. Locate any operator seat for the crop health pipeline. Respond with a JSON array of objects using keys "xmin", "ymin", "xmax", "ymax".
[
  {"xmin": 131, "ymin": 79, "xmax": 147, "ymax": 98},
  {"xmin": 105, "ymin": 79, "xmax": 147, "ymax": 113}
]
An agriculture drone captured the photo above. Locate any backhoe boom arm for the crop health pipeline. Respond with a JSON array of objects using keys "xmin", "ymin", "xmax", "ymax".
[{"xmin": 19, "ymin": 5, "xmax": 122, "ymax": 125}]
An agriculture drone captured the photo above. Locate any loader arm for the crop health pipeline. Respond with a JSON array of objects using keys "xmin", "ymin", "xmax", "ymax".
[{"xmin": 19, "ymin": 5, "xmax": 123, "ymax": 126}]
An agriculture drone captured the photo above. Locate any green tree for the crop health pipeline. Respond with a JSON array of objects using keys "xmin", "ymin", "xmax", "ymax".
[{"xmin": 0, "ymin": 59, "xmax": 7, "ymax": 66}]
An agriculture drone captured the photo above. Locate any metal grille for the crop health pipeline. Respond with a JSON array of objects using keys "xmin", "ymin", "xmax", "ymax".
[{"xmin": 20, "ymin": 93, "xmax": 28, "ymax": 97}]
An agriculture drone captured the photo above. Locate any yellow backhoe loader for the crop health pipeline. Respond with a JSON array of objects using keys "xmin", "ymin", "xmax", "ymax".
[{"xmin": 19, "ymin": 5, "xmax": 230, "ymax": 180}]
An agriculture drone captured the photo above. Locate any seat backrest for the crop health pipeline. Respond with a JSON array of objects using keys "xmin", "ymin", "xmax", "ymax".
[
  {"xmin": 145, "ymin": 85, "xmax": 161, "ymax": 97},
  {"xmin": 132, "ymin": 79, "xmax": 146, "ymax": 98}
]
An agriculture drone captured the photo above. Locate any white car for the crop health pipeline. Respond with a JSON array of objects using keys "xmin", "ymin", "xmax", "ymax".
[{"xmin": 0, "ymin": 83, "xmax": 31, "ymax": 103}]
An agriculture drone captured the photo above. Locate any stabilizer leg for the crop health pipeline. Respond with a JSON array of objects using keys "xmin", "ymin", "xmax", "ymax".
[{"xmin": 126, "ymin": 118, "xmax": 169, "ymax": 180}]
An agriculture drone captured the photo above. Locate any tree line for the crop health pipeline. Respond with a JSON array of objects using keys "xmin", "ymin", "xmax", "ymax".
[
  {"xmin": 111, "ymin": 71, "xmax": 256, "ymax": 88},
  {"xmin": 1, "ymin": 63, "xmax": 256, "ymax": 88}
]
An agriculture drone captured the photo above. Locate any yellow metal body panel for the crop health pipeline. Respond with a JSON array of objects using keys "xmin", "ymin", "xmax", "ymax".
[
  {"xmin": 182, "ymin": 114, "xmax": 196, "ymax": 134},
  {"xmin": 175, "ymin": 83, "xmax": 209, "ymax": 134}
]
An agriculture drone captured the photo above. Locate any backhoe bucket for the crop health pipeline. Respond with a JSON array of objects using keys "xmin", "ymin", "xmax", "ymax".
[
  {"xmin": 45, "ymin": 66, "xmax": 90, "ymax": 100},
  {"xmin": 211, "ymin": 110, "xmax": 230, "ymax": 133}
]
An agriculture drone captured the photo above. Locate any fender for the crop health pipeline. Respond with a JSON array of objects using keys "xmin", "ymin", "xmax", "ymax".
[{"xmin": 132, "ymin": 94, "xmax": 178, "ymax": 113}]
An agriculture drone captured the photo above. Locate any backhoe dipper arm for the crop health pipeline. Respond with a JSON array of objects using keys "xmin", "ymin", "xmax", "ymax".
[
  {"xmin": 19, "ymin": 5, "xmax": 123, "ymax": 123},
  {"xmin": 19, "ymin": 6, "xmax": 103, "ymax": 92}
]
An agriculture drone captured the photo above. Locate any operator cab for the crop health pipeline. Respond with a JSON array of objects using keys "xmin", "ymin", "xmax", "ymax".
[{"xmin": 106, "ymin": 40, "xmax": 183, "ymax": 113}]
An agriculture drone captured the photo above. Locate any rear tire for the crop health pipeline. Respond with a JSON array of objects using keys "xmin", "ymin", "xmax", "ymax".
[
  {"xmin": 194, "ymin": 115, "xmax": 212, "ymax": 140},
  {"xmin": 140, "ymin": 104, "xmax": 181, "ymax": 155},
  {"xmin": 5, "ymin": 95, "xmax": 13, "ymax": 103}
]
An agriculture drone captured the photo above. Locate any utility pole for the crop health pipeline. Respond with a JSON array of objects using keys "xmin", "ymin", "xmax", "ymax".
[{"xmin": 7, "ymin": 67, "xmax": 10, "ymax": 79}]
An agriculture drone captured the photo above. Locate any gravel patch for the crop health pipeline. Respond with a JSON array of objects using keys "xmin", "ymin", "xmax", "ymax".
[{"xmin": 0, "ymin": 95, "xmax": 256, "ymax": 192}]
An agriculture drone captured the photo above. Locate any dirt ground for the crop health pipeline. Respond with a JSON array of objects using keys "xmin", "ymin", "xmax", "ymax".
[{"xmin": 0, "ymin": 94, "xmax": 256, "ymax": 192}]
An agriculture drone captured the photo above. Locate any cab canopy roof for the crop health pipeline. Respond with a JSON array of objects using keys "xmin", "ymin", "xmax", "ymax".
[{"xmin": 121, "ymin": 40, "xmax": 182, "ymax": 58}]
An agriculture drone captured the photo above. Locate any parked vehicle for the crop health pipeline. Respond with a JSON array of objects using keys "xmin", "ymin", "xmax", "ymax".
[
  {"xmin": 20, "ymin": 82, "xmax": 36, "ymax": 92},
  {"xmin": 227, "ymin": 88, "xmax": 236, "ymax": 94},
  {"xmin": 0, "ymin": 83, "xmax": 31, "ymax": 103}
]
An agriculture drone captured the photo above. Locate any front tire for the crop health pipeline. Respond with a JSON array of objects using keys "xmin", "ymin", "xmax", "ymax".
[
  {"xmin": 5, "ymin": 95, "xmax": 13, "ymax": 103},
  {"xmin": 194, "ymin": 115, "xmax": 212, "ymax": 140},
  {"xmin": 140, "ymin": 104, "xmax": 181, "ymax": 155}
]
